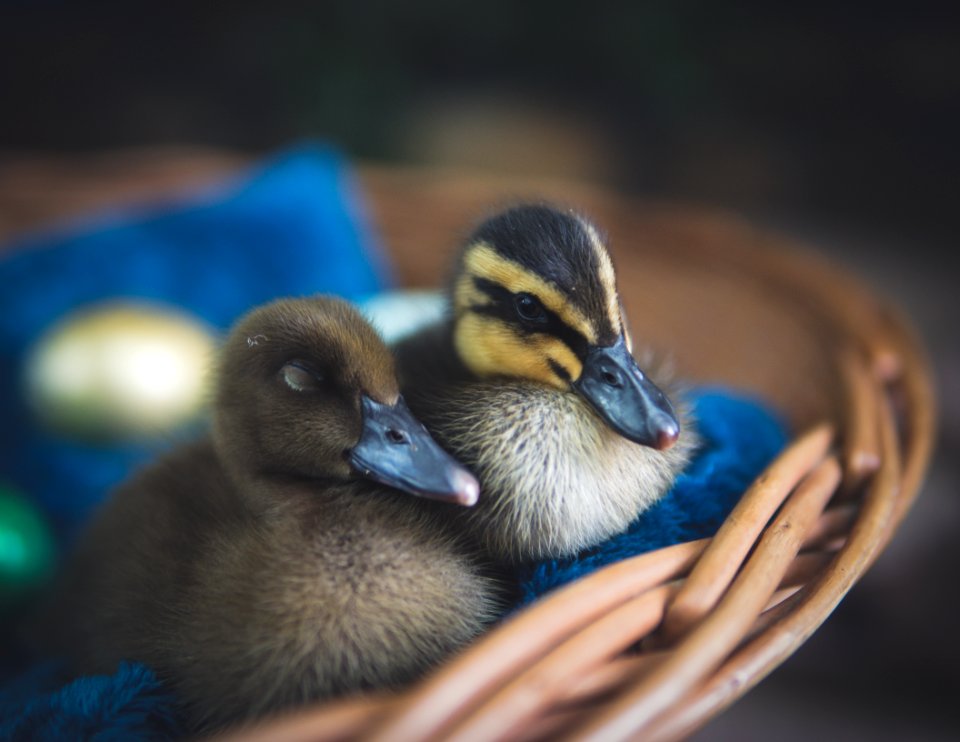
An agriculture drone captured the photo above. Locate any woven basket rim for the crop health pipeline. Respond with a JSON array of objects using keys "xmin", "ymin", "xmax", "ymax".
[{"xmin": 0, "ymin": 152, "xmax": 935, "ymax": 742}]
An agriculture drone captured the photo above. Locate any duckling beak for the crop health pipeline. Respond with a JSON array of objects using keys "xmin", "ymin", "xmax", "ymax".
[
  {"xmin": 573, "ymin": 336, "xmax": 680, "ymax": 450},
  {"xmin": 348, "ymin": 396, "xmax": 480, "ymax": 506}
]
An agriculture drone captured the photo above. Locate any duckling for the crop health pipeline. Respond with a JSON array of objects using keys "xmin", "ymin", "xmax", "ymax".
[
  {"xmin": 394, "ymin": 204, "xmax": 698, "ymax": 564},
  {"xmin": 44, "ymin": 296, "xmax": 499, "ymax": 731}
]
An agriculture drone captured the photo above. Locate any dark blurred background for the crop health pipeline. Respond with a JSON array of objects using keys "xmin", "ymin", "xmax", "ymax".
[{"xmin": 2, "ymin": 2, "xmax": 957, "ymax": 739}]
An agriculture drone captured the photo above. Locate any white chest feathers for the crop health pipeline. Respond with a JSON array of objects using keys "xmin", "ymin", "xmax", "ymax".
[{"xmin": 425, "ymin": 382, "xmax": 697, "ymax": 563}]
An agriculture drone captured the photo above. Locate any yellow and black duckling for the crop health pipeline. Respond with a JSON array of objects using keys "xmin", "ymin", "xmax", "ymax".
[
  {"xmin": 44, "ymin": 296, "xmax": 498, "ymax": 731},
  {"xmin": 394, "ymin": 204, "xmax": 698, "ymax": 564}
]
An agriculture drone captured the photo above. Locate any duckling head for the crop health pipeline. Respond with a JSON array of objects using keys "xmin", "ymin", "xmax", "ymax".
[
  {"xmin": 451, "ymin": 204, "xmax": 680, "ymax": 450},
  {"xmin": 213, "ymin": 297, "xmax": 479, "ymax": 505}
]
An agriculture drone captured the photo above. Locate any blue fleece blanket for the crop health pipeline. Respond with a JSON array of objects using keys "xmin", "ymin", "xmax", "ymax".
[
  {"xmin": 0, "ymin": 144, "xmax": 388, "ymax": 543},
  {"xmin": 0, "ymin": 148, "xmax": 787, "ymax": 739},
  {"xmin": 0, "ymin": 662, "xmax": 182, "ymax": 742},
  {"xmin": 0, "ymin": 143, "xmax": 388, "ymax": 738}
]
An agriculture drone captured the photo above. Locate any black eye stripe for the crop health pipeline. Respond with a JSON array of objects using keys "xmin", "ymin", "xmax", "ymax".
[
  {"xmin": 470, "ymin": 277, "xmax": 590, "ymax": 357},
  {"xmin": 547, "ymin": 358, "xmax": 572, "ymax": 382}
]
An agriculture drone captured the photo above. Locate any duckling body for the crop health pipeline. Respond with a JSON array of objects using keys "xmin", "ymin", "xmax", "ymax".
[
  {"xmin": 46, "ymin": 297, "xmax": 498, "ymax": 731},
  {"xmin": 394, "ymin": 205, "xmax": 697, "ymax": 564}
]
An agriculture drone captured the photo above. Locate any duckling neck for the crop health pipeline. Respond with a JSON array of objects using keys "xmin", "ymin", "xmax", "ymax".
[
  {"xmin": 207, "ymin": 436, "xmax": 347, "ymax": 515},
  {"xmin": 393, "ymin": 320, "xmax": 474, "ymax": 390}
]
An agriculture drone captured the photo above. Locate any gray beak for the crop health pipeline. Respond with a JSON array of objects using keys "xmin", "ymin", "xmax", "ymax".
[
  {"xmin": 348, "ymin": 395, "xmax": 480, "ymax": 506},
  {"xmin": 573, "ymin": 336, "xmax": 680, "ymax": 450}
]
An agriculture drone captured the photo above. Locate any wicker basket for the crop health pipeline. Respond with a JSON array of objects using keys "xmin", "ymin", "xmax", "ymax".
[{"xmin": 0, "ymin": 153, "xmax": 936, "ymax": 742}]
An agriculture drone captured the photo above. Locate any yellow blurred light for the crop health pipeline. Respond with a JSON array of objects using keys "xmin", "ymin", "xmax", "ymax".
[{"xmin": 24, "ymin": 302, "xmax": 216, "ymax": 440}]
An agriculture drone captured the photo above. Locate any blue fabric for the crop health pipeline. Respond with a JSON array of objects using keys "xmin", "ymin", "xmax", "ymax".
[
  {"xmin": 514, "ymin": 390, "xmax": 788, "ymax": 605},
  {"xmin": 0, "ymin": 661, "xmax": 182, "ymax": 742},
  {"xmin": 0, "ymin": 143, "xmax": 389, "ymax": 740},
  {"xmin": 0, "ymin": 143, "xmax": 389, "ymax": 542}
]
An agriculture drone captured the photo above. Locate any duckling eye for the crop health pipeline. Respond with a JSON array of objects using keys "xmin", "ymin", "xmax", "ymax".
[
  {"xmin": 514, "ymin": 293, "xmax": 548, "ymax": 324},
  {"xmin": 281, "ymin": 362, "xmax": 324, "ymax": 393}
]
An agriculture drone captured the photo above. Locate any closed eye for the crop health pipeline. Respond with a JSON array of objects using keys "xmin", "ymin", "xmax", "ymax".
[{"xmin": 281, "ymin": 361, "xmax": 325, "ymax": 392}]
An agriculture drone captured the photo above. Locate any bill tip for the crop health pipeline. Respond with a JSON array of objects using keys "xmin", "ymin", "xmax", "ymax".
[
  {"xmin": 655, "ymin": 423, "xmax": 680, "ymax": 451},
  {"xmin": 451, "ymin": 468, "xmax": 480, "ymax": 507}
]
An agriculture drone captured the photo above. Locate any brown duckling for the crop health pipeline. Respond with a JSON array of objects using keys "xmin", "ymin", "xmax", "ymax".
[
  {"xmin": 44, "ymin": 296, "xmax": 498, "ymax": 731},
  {"xmin": 394, "ymin": 204, "xmax": 698, "ymax": 564}
]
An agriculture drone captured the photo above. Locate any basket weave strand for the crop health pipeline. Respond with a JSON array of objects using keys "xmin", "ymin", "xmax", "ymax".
[{"xmin": 659, "ymin": 425, "xmax": 834, "ymax": 643}]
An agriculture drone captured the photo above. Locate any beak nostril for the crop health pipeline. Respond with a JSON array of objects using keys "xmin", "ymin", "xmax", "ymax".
[
  {"xmin": 385, "ymin": 429, "xmax": 408, "ymax": 444},
  {"xmin": 601, "ymin": 370, "xmax": 622, "ymax": 388}
]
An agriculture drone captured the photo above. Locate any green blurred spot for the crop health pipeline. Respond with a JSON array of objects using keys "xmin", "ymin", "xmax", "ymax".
[{"xmin": 0, "ymin": 484, "xmax": 57, "ymax": 609}]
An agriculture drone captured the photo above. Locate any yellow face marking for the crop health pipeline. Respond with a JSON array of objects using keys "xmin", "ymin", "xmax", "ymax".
[
  {"xmin": 453, "ymin": 271, "xmax": 492, "ymax": 318},
  {"xmin": 454, "ymin": 313, "xmax": 583, "ymax": 388},
  {"xmin": 620, "ymin": 302, "xmax": 634, "ymax": 353},
  {"xmin": 455, "ymin": 243, "xmax": 598, "ymax": 344},
  {"xmin": 578, "ymin": 218, "xmax": 623, "ymax": 336}
]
